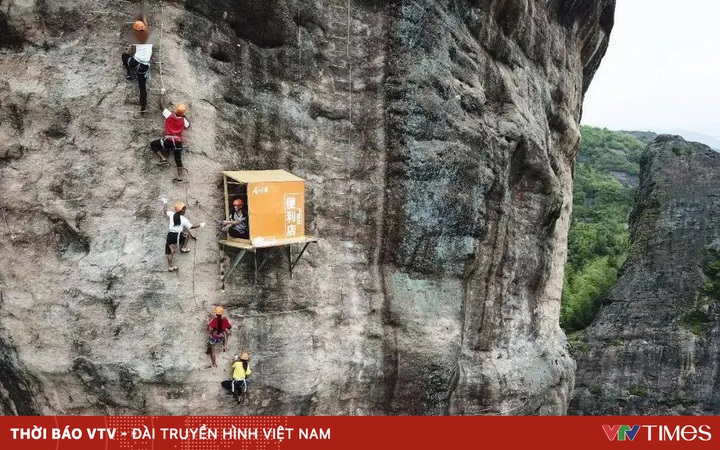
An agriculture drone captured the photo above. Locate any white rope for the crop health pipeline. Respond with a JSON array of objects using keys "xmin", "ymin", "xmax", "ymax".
[
  {"xmin": 344, "ymin": 0, "xmax": 353, "ymax": 233},
  {"xmin": 157, "ymin": 1, "xmax": 166, "ymax": 94},
  {"xmin": 346, "ymin": 0, "xmax": 352, "ymax": 127},
  {"xmin": 343, "ymin": 0, "xmax": 353, "ymax": 303},
  {"xmin": 297, "ymin": 7, "xmax": 304, "ymax": 169}
]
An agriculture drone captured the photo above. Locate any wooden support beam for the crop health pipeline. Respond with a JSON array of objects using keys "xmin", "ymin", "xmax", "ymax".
[
  {"xmin": 254, "ymin": 252, "xmax": 258, "ymax": 285},
  {"xmin": 223, "ymin": 249, "xmax": 247, "ymax": 280},
  {"xmin": 257, "ymin": 249, "xmax": 270, "ymax": 271},
  {"xmin": 290, "ymin": 242, "xmax": 312, "ymax": 274}
]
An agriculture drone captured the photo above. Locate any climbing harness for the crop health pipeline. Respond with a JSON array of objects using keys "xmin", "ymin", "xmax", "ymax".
[{"xmin": 127, "ymin": 56, "xmax": 150, "ymax": 78}]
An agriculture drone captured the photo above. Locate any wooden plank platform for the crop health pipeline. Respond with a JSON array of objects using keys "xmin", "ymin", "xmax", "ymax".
[
  {"xmin": 218, "ymin": 236, "xmax": 320, "ymax": 283},
  {"xmin": 217, "ymin": 238, "xmax": 255, "ymax": 251},
  {"xmin": 253, "ymin": 235, "xmax": 319, "ymax": 248},
  {"xmin": 218, "ymin": 236, "xmax": 319, "ymax": 250}
]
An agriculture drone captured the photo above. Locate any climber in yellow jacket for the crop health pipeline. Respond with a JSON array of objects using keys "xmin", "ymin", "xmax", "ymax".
[
  {"xmin": 222, "ymin": 351, "xmax": 251, "ymax": 403},
  {"xmin": 232, "ymin": 352, "xmax": 251, "ymax": 380}
]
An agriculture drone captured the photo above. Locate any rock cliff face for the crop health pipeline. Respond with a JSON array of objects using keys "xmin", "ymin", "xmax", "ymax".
[
  {"xmin": 570, "ymin": 136, "xmax": 720, "ymax": 415},
  {"xmin": 0, "ymin": 0, "xmax": 613, "ymax": 415}
]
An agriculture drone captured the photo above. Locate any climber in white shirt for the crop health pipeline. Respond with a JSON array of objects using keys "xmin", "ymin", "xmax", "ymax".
[{"xmin": 121, "ymin": 16, "xmax": 153, "ymax": 113}]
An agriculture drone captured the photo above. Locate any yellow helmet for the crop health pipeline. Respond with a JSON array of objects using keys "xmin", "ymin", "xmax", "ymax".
[
  {"xmin": 133, "ymin": 20, "xmax": 147, "ymax": 31},
  {"xmin": 173, "ymin": 202, "xmax": 185, "ymax": 212},
  {"xmin": 214, "ymin": 306, "xmax": 225, "ymax": 315},
  {"xmin": 175, "ymin": 103, "xmax": 186, "ymax": 116},
  {"xmin": 240, "ymin": 351, "xmax": 250, "ymax": 361}
]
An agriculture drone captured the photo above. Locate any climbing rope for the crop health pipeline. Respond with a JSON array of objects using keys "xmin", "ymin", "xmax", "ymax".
[
  {"xmin": 180, "ymin": 170, "xmax": 208, "ymax": 313},
  {"xmin": 344, "ymin": 0, "xmax": 354, "ymax": 243},
  {"xmin": 157, "ymin": 0, "xmax": 167, "ymax": 95},
  {"xmin": 297, "ymin": 7, "xmax": 305, "ymax": 170},
  {"xmin": 150, "ymin": 1, "xmax": 208, "ymax": 313}
]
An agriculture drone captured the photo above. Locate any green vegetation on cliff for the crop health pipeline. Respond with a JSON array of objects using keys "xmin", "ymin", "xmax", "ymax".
[{"xmin": 561, "ymin": 126, "xmax": 645, "ymax": 331}]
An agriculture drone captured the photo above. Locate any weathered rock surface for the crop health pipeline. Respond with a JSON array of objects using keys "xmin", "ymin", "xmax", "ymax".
[
  {"xmin": 0, "ymin": 0, "xmax": 613, "ymax": 415},
  {"xmin": 569, "ymin": 136, "xmax": 720, "ymax": 415}
]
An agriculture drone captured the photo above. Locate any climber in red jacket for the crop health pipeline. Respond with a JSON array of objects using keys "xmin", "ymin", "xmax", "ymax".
[
  {"xmin": 207, "ymin": 306, "xmax": 232, "ymax": 368},
  {"xmin": 151, "ymin": 97, "xmax": 190, "ymax": 183}
]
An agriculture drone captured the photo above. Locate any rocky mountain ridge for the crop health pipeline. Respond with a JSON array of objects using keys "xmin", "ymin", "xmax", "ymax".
[{"xmin": 570, "ymin": 135, "xmax": 720, "ymax": 415}]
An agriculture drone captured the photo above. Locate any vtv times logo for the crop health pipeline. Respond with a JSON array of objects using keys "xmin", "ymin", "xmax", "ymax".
[
  {"xmin": 603, "ymin": 424, "xmax": 712, "ymax": 442},
  {"xmin": 603, "ymin": 425, "xmax": 641, "ymax": 441}
]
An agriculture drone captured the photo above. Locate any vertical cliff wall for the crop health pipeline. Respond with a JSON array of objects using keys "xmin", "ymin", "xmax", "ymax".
[{"xmin": 0, "ymin": 0, "xmax": 613, "ymax": 415}]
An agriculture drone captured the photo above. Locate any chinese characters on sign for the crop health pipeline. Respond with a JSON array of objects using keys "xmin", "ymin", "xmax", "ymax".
[
  {"xmin": 285, "ymin": 194, "xmax": 302, "ymax": 238},
  {"xmin": 252, "ymin": 186, "xmax": 269, "ymax": 195}
]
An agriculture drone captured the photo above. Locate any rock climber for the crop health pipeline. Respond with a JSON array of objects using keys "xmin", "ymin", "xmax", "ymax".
[
  {"xmin": 222, "ymin": 351, "xmax": 251, "ymax": 403},
  {"xmin": 221, "ymin": 198, "xmax": 249, "ymax": 239},
  {"xmin": 207, "ymin": 306, "xmax": 232, "ymax": 367},
  {"xmin": 121, "ymin": 18, "xmax": 153, "ymax": 113},
  {"xmin": 152, "ymin": 97, "xmax": 190, "ymax": 183},
  {"xmin": 161, "ymin": 198, "xmax": 204, "ymax": 271}
]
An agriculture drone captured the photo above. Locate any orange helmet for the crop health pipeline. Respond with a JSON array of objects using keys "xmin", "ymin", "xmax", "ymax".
[
  {"xmin": 232, "ymin": 198, "xmax": 244, "ymax": 207},
  {"xmin": 133, "ymin": 20, "xmax": 147, "ymax": 31},
  {"xmin": 175, "ymin": 104, "xmax": 186, "ymax": 116},
  {"xmin": 214, "ymin": 306, "xmax": 225, "ymax": 315},
  {"xmin": 240, "ymin": 351, "xmax": 250, "ymax": 361},
  {"xmin": 173, "ymin": 202, "xmax": 185, "ymax": 212}
]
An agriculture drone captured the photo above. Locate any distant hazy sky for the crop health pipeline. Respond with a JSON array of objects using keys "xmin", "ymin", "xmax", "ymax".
[{"xmin": 581, "ymin": 0, "xmax": 720, "ymax": 136}]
